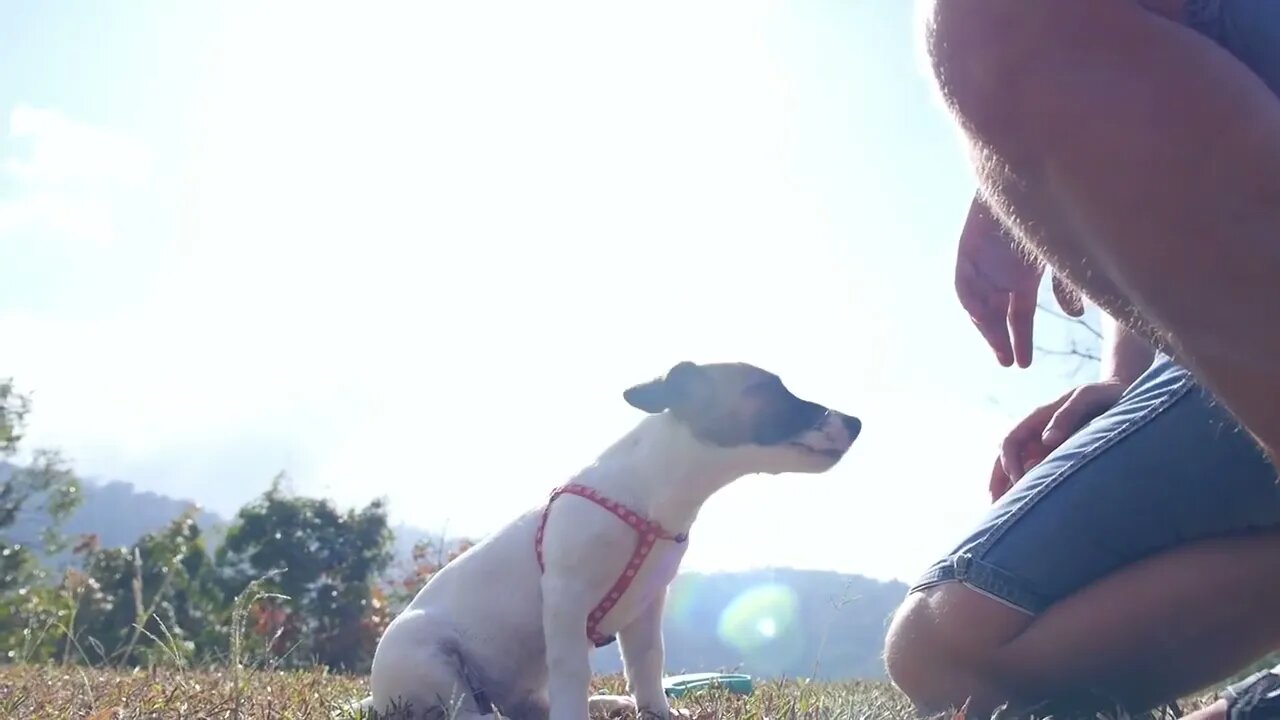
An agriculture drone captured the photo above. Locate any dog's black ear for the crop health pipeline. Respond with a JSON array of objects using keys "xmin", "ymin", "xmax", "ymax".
[
  {"xmin": 623, "ymin": 377, "xmax": 669, "ymax": 413},
  {"xmin": 623, "ymin": 361, "xmax": 707, "ymax": 414},
  {"xmin": 662, "ymin": 361, "xmax": 708, "ymax": 406}
]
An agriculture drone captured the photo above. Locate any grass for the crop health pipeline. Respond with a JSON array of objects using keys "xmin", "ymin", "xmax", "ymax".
[
  {"xmin": 0, "ymin": 665, "xmax": 1224, "ymax": 720},
  {"xmin": 0, "ymin": 664, "xmax": 362, "ymax": 719},
  {"xmin": 0, "ymin": 666, "xmax": 912, "ymax": 719},
  {"xmin": 0, "ymin": 570, "xmax": 1230, "ymax": 720}
]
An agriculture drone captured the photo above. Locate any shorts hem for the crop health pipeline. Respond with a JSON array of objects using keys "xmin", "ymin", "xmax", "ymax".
[{"xmin": 909, "ymin": 556, "xmax": 1040, "ymax": 616}]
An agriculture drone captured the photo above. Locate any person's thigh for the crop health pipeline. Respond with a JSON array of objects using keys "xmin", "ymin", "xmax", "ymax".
[{"xmin": 911, "ymin": 355, "xmax": 1280, "ymax": 616}]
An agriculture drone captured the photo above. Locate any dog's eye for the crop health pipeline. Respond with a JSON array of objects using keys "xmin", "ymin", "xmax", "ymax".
[{"xmin": 741, "ymin": 376, "xmax": 829, "ymax": 445}]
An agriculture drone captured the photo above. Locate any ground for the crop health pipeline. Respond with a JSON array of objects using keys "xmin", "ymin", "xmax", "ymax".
[{"xmin": 0, "ymin": 666, "xmax": 1221, "ymax": 719}]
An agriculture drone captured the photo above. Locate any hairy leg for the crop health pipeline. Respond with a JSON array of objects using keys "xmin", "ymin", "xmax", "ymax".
[
  {"xmin": 887, "ymin": 531, "xmax": 1280, "ymax": 716},
  {"xmin": 924, "ymin": 0, "xmax": 1280, "ymax": 460}
]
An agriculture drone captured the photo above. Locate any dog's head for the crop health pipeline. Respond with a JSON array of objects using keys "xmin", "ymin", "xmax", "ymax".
[{"xmin": 623, "ymin": 361, "xmax": 860, "ymax": 475}]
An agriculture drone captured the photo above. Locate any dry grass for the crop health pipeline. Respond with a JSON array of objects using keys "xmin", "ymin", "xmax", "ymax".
[
  {"xmin": 0, "ymin": 665, "xmax": 920, "ymax": 719},
  {"xmin": 0, "ymin": 665, "xmax": 363, "ymax": 719},
  {"xmin": 0, "ymin": 664, "xmax": 1226, "ymax": 720}
]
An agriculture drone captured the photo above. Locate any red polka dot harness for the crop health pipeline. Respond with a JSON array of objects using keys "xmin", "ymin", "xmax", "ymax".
[{"xmin": 534, "ymin": 483, "xmax": 688, "ymax": 648}]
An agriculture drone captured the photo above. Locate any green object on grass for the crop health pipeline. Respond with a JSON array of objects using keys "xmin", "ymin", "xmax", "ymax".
[{"xmin": 662, "ymin": 672, "xmax": 754, "ymax": 698}]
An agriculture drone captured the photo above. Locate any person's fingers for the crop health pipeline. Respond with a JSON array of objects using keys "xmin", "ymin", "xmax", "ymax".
[
  {"xmin": 1042, "ymin": 390, "xmax": 1085, "ymax": 448},
  {"xmin": 1000, "ymin": 421, "xmax": 1036, "ymax": 482},
  {"xmin": 1020, "ymin": 443, "xmax": 1050, "ymax": 473},
  {"xmin": 989, "ymin": 455, "xmax": 1013, "ymax": 502},
  {"xmin": 1008, "ymin": 286, "xmax": 1037, "ymax": 369},
  {"xmin": 957, "ymin": 262, "xmax": 1015, "ymax": 367},
  {"xmin": 1042, "ymin": 386, "xmax": 1115, "ymax": 448},
  {"xmin": 999, "ymin": 385, "xmax": 1118, "ymax": 496},
  {"xmin": 1052, "ymin": 273, "xmax": 1086, "ymax": 317},
  {"xmin": 972, "ymin": 307, "xmax": 1014, "ymax": 367},
  {"xmin": 1000, "ymin": 399, "xmax": 1063, "ymax": 480}
]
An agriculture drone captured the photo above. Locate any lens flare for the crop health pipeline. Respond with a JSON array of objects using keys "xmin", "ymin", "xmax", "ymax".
[
  {"xmin": 665, "ymin": 574, "xmax": 705, "ymax": 628},
  {"xmin": 714, "ymin": 583, "xmax": 806, "ymax": 674}
]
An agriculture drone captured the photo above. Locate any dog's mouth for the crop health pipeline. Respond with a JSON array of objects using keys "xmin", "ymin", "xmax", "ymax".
[{"xmin": 786, "ymin": 442, "xmax": 848, "ymax": 460}]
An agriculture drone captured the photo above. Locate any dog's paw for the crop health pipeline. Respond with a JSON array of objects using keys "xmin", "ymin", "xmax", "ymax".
[
  {"xmin": 586, "ymin": 695, "xmax": 698, "ymax": 720},
  {"xmin": 635, "ymin": 706, "xmax": 695, "ymax": 720},
  {"xmin": 641, "ymin": 709, "xmax": 698, "ymax": 720},
  {"xmin": 588, "ymin": 694, "xmax": 636, "ymax": 718}
]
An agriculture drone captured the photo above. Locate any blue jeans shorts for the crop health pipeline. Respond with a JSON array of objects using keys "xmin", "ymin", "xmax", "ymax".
[
  {"xmin": 1188, "ymin": 0, "xmax": 1280, "ymax": 94},
  {"xmin": 910, "ymin": 355, "xmax": 1280, "ymax": 614}
]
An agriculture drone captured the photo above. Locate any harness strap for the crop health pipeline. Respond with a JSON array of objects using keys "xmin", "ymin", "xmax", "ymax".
[{"xmin": 534, "ymin": 483, "xmax": 688, "ymax": 648}]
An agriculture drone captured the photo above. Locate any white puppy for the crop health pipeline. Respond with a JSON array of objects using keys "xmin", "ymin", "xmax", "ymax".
[{"xmin": 360, "ymin": 361, "xmax": 861, "ymax": 720}]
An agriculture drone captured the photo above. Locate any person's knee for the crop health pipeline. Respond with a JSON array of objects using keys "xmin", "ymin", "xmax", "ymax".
[
  {"xmin": 884, "ymin": 585, "xmax": 1031, "ymax": 713},
  {"xmin": 884, "ymin": 590, "xmax": 965, "ymax": 713},
  {"xmin": 883, "ymin": 592, "xmax": 944, "ymax": 711}
]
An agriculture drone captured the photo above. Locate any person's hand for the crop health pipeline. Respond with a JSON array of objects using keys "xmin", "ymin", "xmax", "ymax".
[
  {"xmin": 989, "ymin": 380, "xmax": 1128, "ymax": 501},
  {"xmin": 956, "ymin": 193, "xmax": 1085, "ymax": 368}
]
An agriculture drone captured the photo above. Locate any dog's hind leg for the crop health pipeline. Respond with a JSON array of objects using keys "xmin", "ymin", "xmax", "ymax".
[
  {"xmin": 369, "ymin": 613, "xmax": 495, "ymax": 720},
  {"xmin": 501, "ymin": 695, "xmax": 550, "ymax": 720}
]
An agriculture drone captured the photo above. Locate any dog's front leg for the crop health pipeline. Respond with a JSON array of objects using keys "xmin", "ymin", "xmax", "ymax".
[
  {"xmin": 541, "ymin": 576, "xmax": 592, "ymax": 720},
  {"xmin": 618, "ymin": 592, "xmax": 671, "ymax": 718}
]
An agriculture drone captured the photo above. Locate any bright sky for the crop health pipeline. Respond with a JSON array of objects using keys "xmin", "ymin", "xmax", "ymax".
[{"xmin": 0, "ymin": 0, "xmax": 1096, "ymax": 583}]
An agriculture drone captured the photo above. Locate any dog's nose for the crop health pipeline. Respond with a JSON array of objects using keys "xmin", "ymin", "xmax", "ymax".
[{"xmin": 841, "ymin": 415, "xmax": 862, "ymax": 440}]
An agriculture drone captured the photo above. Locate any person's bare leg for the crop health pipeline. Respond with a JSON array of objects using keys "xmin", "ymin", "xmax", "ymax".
[
  {"xmin": 1183, "ymin": 700, "xmax": 1228, "ymax": 720},
  {"xmin": 923, "ymin": 0, "xmax": 1280, "ymax": 461},
  {"xmin": 886, "ymin": 531, "xmax": 1280, "ymax": 717},
  {"xmin": 994, "ymin": 532, "xmax": 1280, "ymax": 711}
]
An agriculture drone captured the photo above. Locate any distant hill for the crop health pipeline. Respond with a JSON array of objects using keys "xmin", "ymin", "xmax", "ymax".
[
  {"xmin": 4, "ymin": 472, "xmax": 904, "ymax": 680},
  {"xmin": 2, "ymin": 465, "xmax": 226, "ymax": 563},
  {"xmin": 590, "ymin": 568, "xmax": 903, "ymax": 680},
  {"xmin": 6, "ymin": 469, "xmax": 459, "ymax": 566}
]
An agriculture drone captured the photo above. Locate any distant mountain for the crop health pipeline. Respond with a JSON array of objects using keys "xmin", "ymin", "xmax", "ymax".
[
  {"xmin": 590, "ymin": 568, "xmax": 903, "ymax": 680},
  {"xmin": 2, "ymin": 465, "xmax": 226, "ymax": 562},
  {"xmin": 57, "ymin": 479, "xmax": 225, "ymax": 552},
  {"xmin": 4, "ymin": 473, "xmax": 904, "ymax": 680},
  {"xmin": 6, "ymin": 470, "xmax": 443, "ymax": 558}
]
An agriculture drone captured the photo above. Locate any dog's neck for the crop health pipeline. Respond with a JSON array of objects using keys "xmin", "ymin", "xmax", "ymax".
[{"xmin": 570, "ymin": 413, "xmax": 752, "ymax": 534}]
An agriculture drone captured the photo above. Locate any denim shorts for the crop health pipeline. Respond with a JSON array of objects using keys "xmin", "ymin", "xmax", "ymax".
[
  {"xmin": 910, "ymin": 355, "xmax": 1280, "ymax": 614},
  {"xmin": 1188, "ymin": 0, "xmax": 1280, "ymax": 94}
]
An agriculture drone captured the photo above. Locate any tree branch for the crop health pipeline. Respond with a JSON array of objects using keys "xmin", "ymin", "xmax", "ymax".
[
  {"xmin": 1033, "ymin": 344, "xmax": 1102, "ymax": 363},
  {"xmin": 1035, "ymin": 302, "xmax": 1103, "ymax": 341}
]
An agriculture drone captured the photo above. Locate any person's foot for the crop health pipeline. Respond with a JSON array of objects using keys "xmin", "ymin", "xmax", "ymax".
[
  {"xmin": 1180, "ymin": 699, "xmax": 1226, "ymax": 720},
  {"xmin": 1189, "ymin": 664, "xmax": 1280, "ymax": 719}
]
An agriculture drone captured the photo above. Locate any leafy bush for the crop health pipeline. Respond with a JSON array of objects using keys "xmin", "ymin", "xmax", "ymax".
[{"xmin": 0, "ymin": 378, "xmax": 457, "ymax": 674}]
